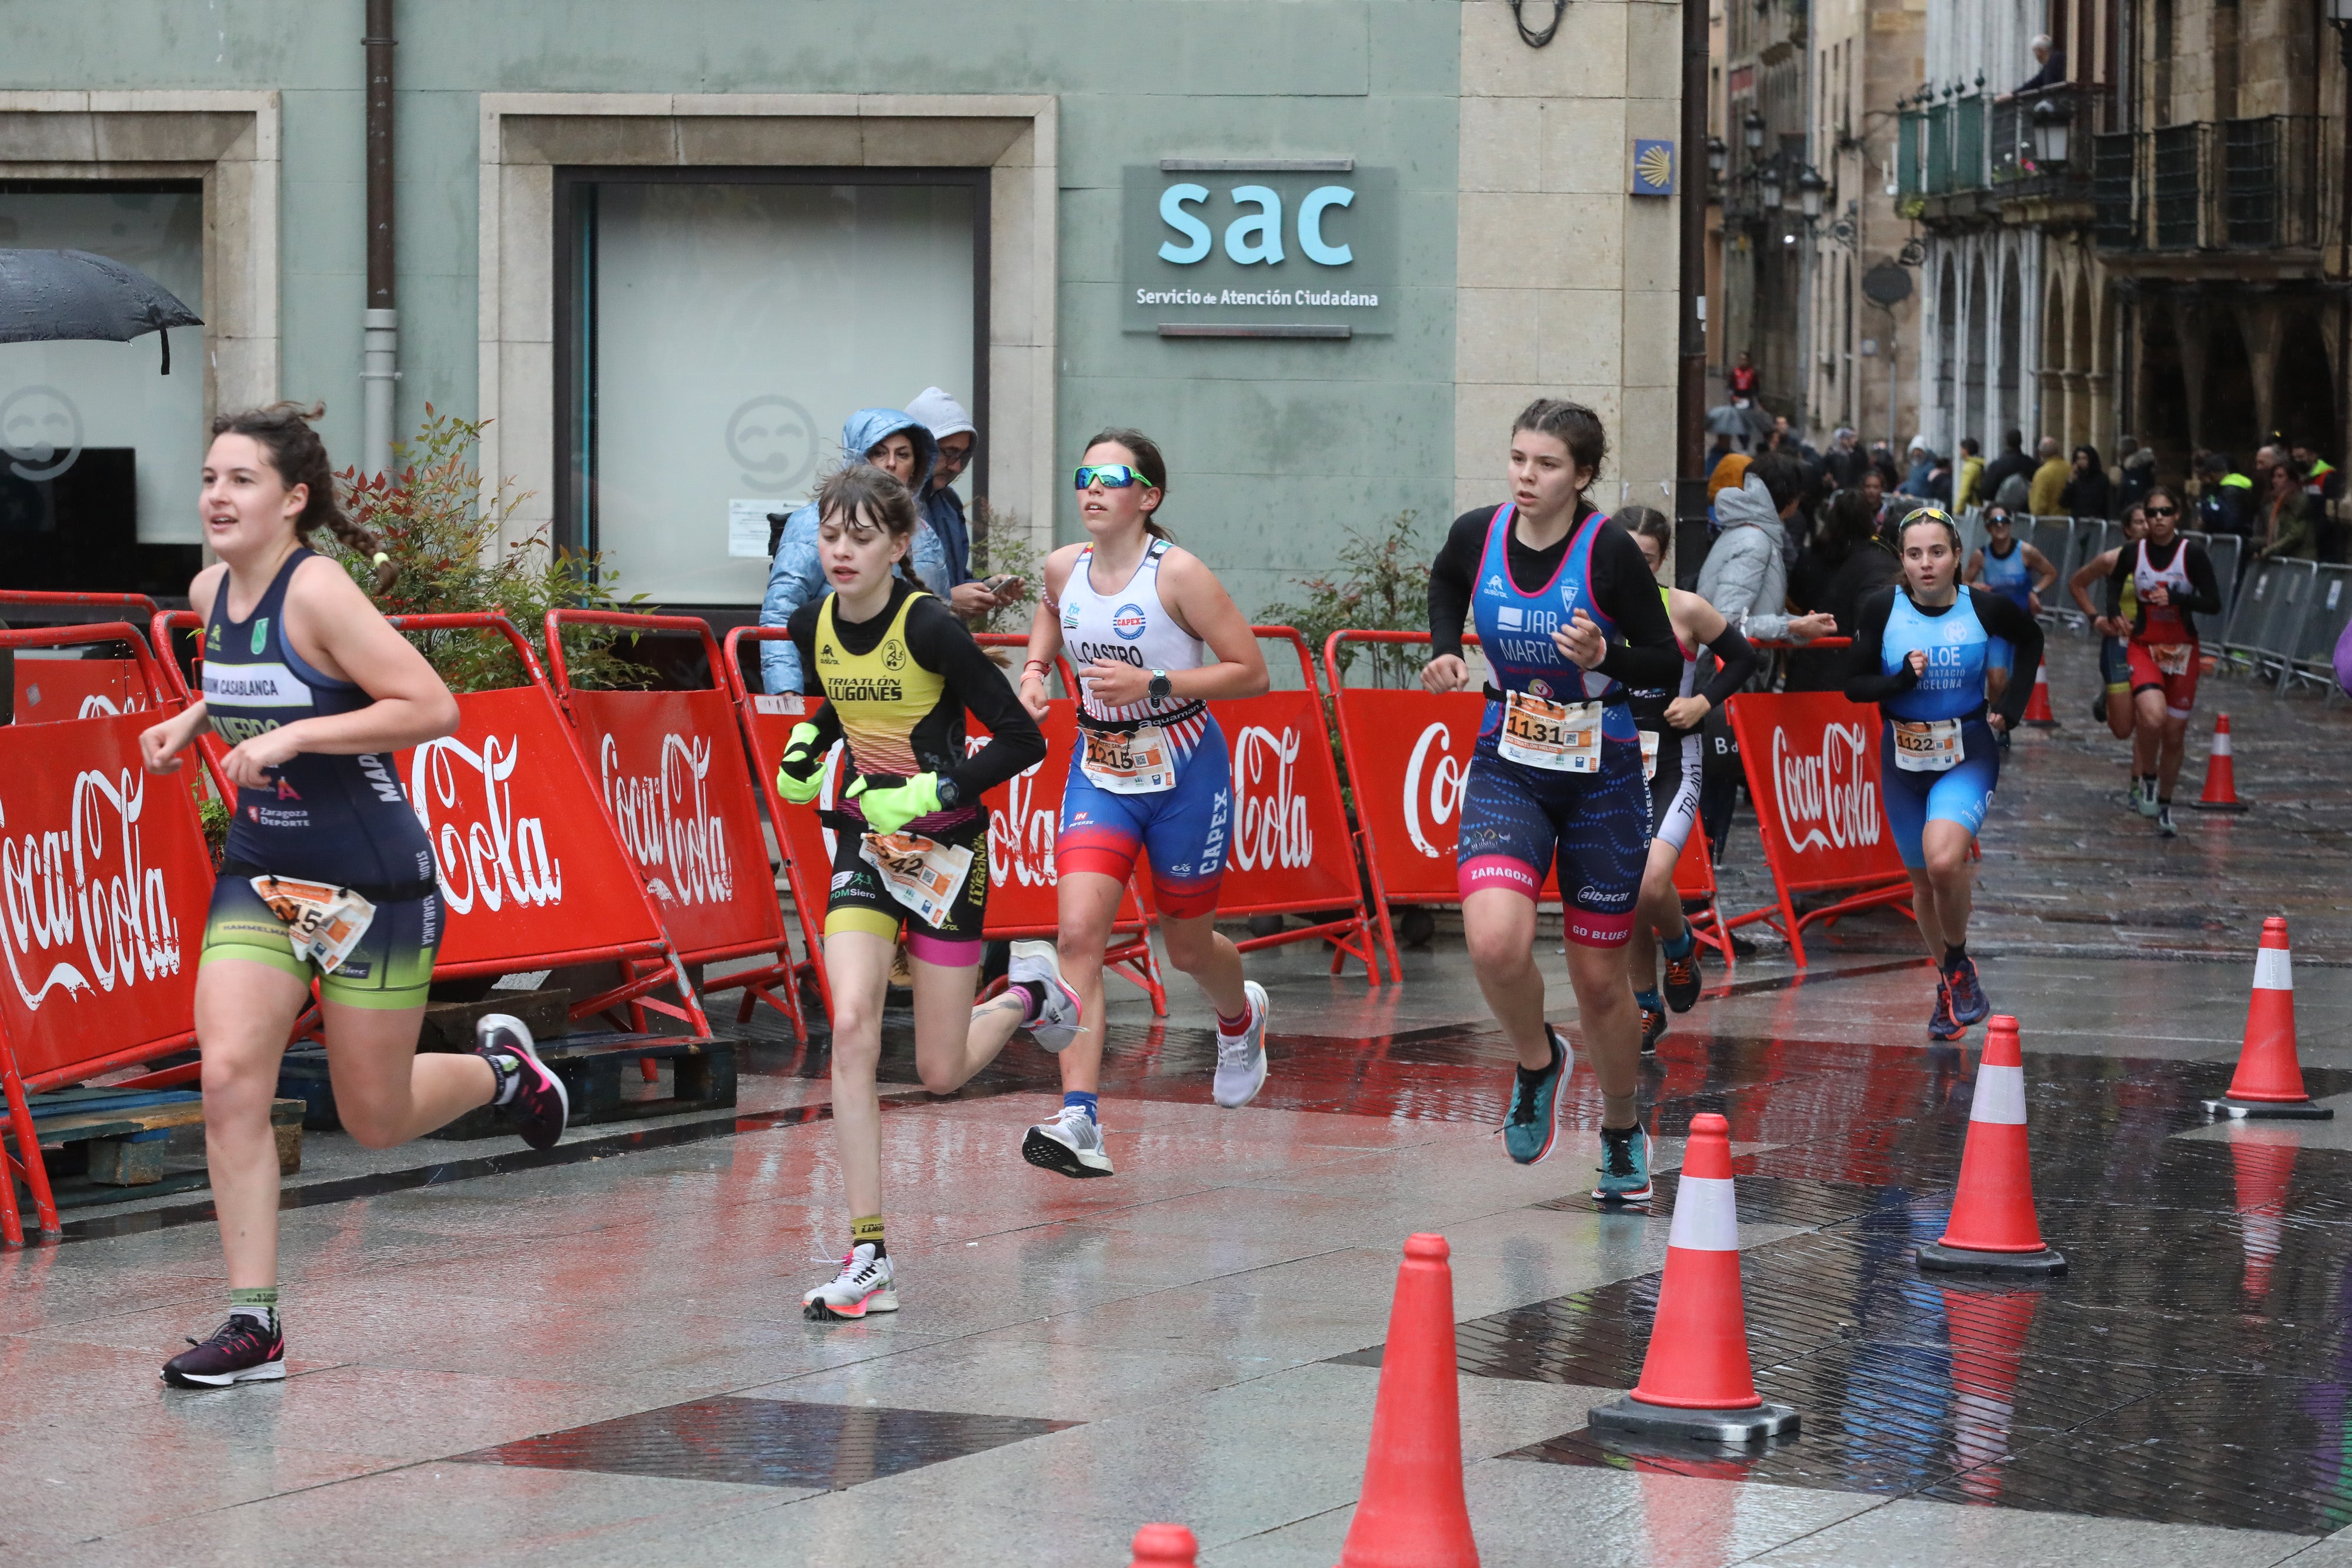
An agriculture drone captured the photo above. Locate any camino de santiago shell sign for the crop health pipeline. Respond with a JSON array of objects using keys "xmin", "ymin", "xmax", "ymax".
[{"xmin": 1123, "ymin": 163, "xmax": 1396, "ymax": 336}]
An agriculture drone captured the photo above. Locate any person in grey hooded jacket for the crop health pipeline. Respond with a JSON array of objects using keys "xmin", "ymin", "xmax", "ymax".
[
  {"xmin": 1695, "ymin": 452, "xmax": 1838, "ymax": 646},
  {"xmin": 759, "ymin": 407, "xmax": 950, "ymax": 694}
]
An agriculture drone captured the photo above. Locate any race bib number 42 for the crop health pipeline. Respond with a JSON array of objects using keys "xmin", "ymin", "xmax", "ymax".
[
  {"xmin": 1499, "ymin": 691, "xmax": 1602, "ymax": 773},
  {"xmin": 252, "ymin": 875, "xmax": 377, "ymax": 973},
  {"xmin": 1080, "ymin": 724, "xmax": 1177, "ymax": 794},
  {"xmin": 859, "ymin": 833, "xmax": 974, "ymax": 928}
]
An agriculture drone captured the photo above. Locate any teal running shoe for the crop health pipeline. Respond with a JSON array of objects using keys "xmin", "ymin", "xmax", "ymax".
[
  {"xmin": 1592, "ymin": 1124, "xmax": 1654, "ymax": 1205},
  {"xmin": 1501, "ymin": 1026, "xmax": 1566, "ymax": 1165}
]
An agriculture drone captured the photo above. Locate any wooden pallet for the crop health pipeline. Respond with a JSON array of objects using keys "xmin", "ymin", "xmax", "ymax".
[
  {"xmin": 12, "ymin": 1088, "xmax": 303, "ymax": 1186},
  {"xmin": 423, "ymin": 1032, "xmax": 738, "ymax": 1141}
]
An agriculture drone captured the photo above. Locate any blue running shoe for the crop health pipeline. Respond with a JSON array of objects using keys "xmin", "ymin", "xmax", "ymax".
[
  {"xmin": 1946, "ymin": 955, "xmax": 1990, "ymax": 1025},
  {"xmin": 1929, "ymin": 979, "xmax": 1966, "ymax": 1042},
  {"xmin": 1592, "ymin": 1124, "xmax": 1654, "ymax": 1205},
  {"xmin": 1501, "ymin": 1027, "xmax": 1566, "ymax": 1165}
]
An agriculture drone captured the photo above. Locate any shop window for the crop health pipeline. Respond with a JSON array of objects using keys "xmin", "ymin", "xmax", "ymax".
[
  {"xmin": 0, "ymin": 182, "xmax": 206, "ymax": 598},
  {"xmin": 558, "ymin": 169, "xmax": 986, "ymax": 612}
]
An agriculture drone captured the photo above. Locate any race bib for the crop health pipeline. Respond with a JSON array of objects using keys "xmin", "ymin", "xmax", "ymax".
[
  {"xmin": 251, "ymin": 875, "xmax": 377, "ymax": 974},
  {"xmin": 1080, "ymin": 724, "xmax": 1178, "ymax": 794},
  {"xmin": 858, "ymin": 833, "xmax": 975, "ymax": 928},
  {"xmin": 1639, "ymin": 728, "xmax": 1661, "ymax": 781},
  {"xmin": 1891, "ymin": 718, "xmax": 1965, "ymax": 773},
  {"xmin": 1498, "ymin": 690, "xmax": 1603, "ymax": 773},
  {"xmin": 2149, "ymin": 643, "xmax": 2194, "ymax": 677}
]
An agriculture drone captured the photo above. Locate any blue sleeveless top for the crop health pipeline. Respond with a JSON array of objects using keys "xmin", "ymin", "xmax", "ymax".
[
  {"xmin": 1980, "ymin": 539, "xmax": 2032, "ymax": 611},
  {"xmin": 1469, "ymin": 504, "xmax": 1636, "ymax": 743},
  {"xmin": 202, "ymin": 549, "xmax": 437, "ymax": 894},
  {"xmin": 1880, "ymin": 589, "xmax": 1992, "ymax": 723}
]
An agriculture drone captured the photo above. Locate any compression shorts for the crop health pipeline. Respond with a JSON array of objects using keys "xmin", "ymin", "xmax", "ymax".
[
  {"xmin": 1056, "ymin": 713, "xmax": 1232, "ymax": 920},
  {"xmin": 2126, "ymin": 640, "xmax": 2201, "ymax": 718},
  {"xmin": 821, "ymin": 815, "xmax": 990, "ymax": 965},
  {"xmin": 1455, "ymin": 728, "xmax": 1649, "ymax": 947},
  {"xmin": 199, "ymin": 872, "xmax": 442, "ymax": 1010},
  {"xmin": 1876, "ymin": 717, "xmax": 2001, "ymax": 869}
]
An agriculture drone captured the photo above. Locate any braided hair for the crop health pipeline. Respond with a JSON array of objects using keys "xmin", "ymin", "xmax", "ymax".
[{"xmin": 210, "ymin": 402, "xmax": 396, "ymax": 593}]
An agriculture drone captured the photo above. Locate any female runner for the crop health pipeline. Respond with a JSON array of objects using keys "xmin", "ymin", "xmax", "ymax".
[
  {"xmin": 1962, "ymin": 504, "xmax": 2058, "ymax": 714},
  {"xmin": 1008, "ymin": 430, "xmax": 1272, "ymax": 1179},
  {"xmin": 2069, "ymin": 500, "xmax": 2146, "ymax": 740},
  {"xmin": 139, "ymin": 404, "xmax": 570, "ymax": 1387},
  {"xmin": 1424, "ymin": 400, "xmax": 1683, "ymax": 1202},
  {"xmin": 1844, "ymin": 507, "xmax": 2044, "ymax": 1041},
  {"xmin": 1620, "ymin": 509, "xmax": 1757, "ymax": 1051},
  {"xmin": 770, "ymin": 464, "xmax": 1047, "ymax": 1318},
  {"xmin": 2104, "ymin": 485, "xmax": 2220, "ymax": 838}
]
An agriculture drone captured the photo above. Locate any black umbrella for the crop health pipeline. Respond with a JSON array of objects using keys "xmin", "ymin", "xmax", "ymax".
[{"xmin": 0, "ymin": 248, "xmax": 202, "ymax": 374}]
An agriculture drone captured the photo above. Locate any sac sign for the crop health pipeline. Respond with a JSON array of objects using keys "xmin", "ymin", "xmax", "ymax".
[{"xmin": 1122, "ymin": 163, "xmax": 1396, "ymax": 337}]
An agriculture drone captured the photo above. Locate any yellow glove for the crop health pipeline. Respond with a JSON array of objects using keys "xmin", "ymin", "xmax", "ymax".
[
  {"xmin": 845, "ymin": 772, "xmax": 944, "ymax": 835},
  {"xmin": 773, "ymin": 723, "xmax": 826, "ymax": 805}
]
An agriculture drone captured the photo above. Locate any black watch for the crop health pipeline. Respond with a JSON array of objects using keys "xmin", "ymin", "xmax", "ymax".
[
  {"xmin": 933, "ymin": 774, "xmax": 960, "ymax": 810},
  {"xmin": 1147, "ymin": 669, "xmax": 1173, "ymax": 701}
]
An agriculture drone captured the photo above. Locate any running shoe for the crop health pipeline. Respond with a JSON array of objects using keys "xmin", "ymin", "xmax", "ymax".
[
  {"xmin": 1662, "ymin": 941, "xmax": 1703, "ymax": 1012},
  {"xmin": 162, "ymin": 1315, "xmax": 285, "ymax": 1388},
  {"xmin": 1945, "ymin": 955, "xmax": 1990, "ymax": 1025},
  {"xmin": 1022, "ymin": 1105, "xmax": 1115, "ymax": 1178},
  {"xmin": 1929, "ymin": 979, "xmax": 1966, "ymax": 1042},
  {"xmin": 2157, "ymin": 805, "xmax": 2178, "ymax": 839},
  {"xmin": 801, "ymin": 1243, "xmax": 897, "ymax": 1322},
  {"xmin": 2136, "ymin": 785, "xmax": 2160, "ymax": 820},
  {"xmin": 2127, "ymin": 777, "xmax": 2145, "ymax": 814},
  {"xmin": 1592, "ymin": 1124, "xmax": 1654, "ymax": 1205},
  {"xmin": 1007, "ymin": 939, "xmax": 1084, "ymax": 1053},
  {"xmin": 1639, "ymin": 1001, "xmax": 1668, "ymax": 1055},
  {"xmin": 2091, "ymin": 691, "xmax": 2107, "ymax": 723},
  {"xmin": 479, "ymin": 1014, "xmax": 569, "ymax": 1151},
  {"xmin": 1212, "ymin": 980, "xmax": 1270, "ymax": 1109},
  {"xmin": 1501, "ymin": 1027, "xmax": 1567, "ymax": 1166}
]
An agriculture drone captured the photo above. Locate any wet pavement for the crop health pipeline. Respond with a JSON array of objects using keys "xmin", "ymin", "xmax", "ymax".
[{"xmin": 6, "ymin": 648, "xmax": 2352, "ymax": 1565}]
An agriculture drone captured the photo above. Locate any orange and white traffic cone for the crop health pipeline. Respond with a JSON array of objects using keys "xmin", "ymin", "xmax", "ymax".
[
  {"xmin": 2224, "ymin": 1127, "xmax": 2300, "ymax": 1305},
  {"xmin": 2191, "ymin": 713, "xmax": 2250, "ymax": 812},
  {"xmin": 1126, "ymin": 1524, "xmax": 1198, "ymax": 1568},
  {"xmin": 1917, "ymin": 1016, "xmax": 2067, "ymax": 1275},
  {"xmin": 2021, "ymin": 659, "xmax": 2058, "ymax": 727},
  {"xmin": 1335, "ymin": 1235, "xmax": 1480, "ymax": 1568},
  {"xmin": 2204, "ymin": 917, "xmax": 2334, "ymax": 1119},
  {"xmin": 1943, "ymin": 1284, "xmax": 2043, "ymax": 1503},
  {"xmin": 1589, "ymin": 1113, "xmax": 1801, "ymax": 1442}
]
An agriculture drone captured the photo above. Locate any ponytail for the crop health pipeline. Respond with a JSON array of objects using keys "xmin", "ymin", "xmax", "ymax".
[{"xmin": 210, "ymin": 402, "xmax": 397, "ymax": 594}]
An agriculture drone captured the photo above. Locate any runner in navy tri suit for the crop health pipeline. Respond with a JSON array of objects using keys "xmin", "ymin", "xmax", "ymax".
[{"xmin": 1424, "ymin": 400, "xmax": 1683, "ymax": 1203}]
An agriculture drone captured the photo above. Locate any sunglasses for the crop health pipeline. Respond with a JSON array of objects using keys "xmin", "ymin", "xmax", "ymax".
[
  {"xmin": 1073, "ymin": 464, "xmax": 1157, "ymax": 491},
  {"xmin": 2145, "ymin": 505, "xmax": 2178, "ymax": 517}
]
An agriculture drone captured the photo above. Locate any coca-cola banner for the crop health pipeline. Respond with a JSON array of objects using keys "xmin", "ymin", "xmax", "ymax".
[
  {"xmin": 13, "ymin": 658, "xmax": 153, "ymax": 726},
  {"xmin": 1204, "ymin": 688, "xmax": 1362, "ymax": 914},
  {"xmin": 0, "ymin": 708, "xmax": 214, "ymax": 1084},
  {"xmin": 1334, "ymin": 688, "xmax": 1559, "ymax": 905},
  {"xmin": 1723, "ymin": 691, "xmax": 1905, "ymax": 894},
  {"xmin": 564, "ymin": 686, "xmax": 783, "ymax": 961},
  {"xmin": 391, "ymin": 686, "xmax": 673, "ymax": 969}
]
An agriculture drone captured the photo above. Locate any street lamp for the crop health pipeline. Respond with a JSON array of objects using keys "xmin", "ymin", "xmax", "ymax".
[
  {"xmin": 1759, "ymin": 158, "xmax": 1783, "ymax": 213},
  {"xmin": 1707, "ymin": 136, "xmax": 1728, "ymax": 179},
  {"xmin": 1798, "ymin": 165, "xmax": 1827, "ymax": 219},
  {"xmin": 1743, "ymin": 109, "xmax": 1766, "ymax": 152},
  {"xmin": 2030, "ymin": 95, "xmax": 2072, "ymax": 171}
]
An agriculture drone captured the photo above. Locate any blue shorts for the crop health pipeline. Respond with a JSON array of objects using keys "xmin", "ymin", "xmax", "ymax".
[
  {"xmin": 1878, "ymin": 718, "xmax": 2000, "ymax": 868},
  {"xmin": 1986, "ymin": 637, "xmax": 2014, "ymax": 674},
  {"xmin": 1455, "ymin": 726, "xmax": 1650, "ymax": 948},
  {"xmin": 1058, "ymin": 713, "xmax": 1231, "ymax": 919},
  {"xmin": 2100, "ymin": 636, "xmax": 2132, "ymax": 692}
]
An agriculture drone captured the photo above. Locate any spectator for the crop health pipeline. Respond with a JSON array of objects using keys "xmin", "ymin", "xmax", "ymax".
[
  {"xmin": 1771, "ymin": 414, "xmax": 1819, "ymax": 463},
  {"xmin": 2291, "ymin": 439, "xmax": 2341, "ymax": 508},
  {"xmin": 903, "ymin": 386, "xmax": 1013, "ymax": 620},
  {"xmin": 1783, "ymin": 489, "xmax": 1900, "ymax": 692},
  {"xmin": 2116, "ymin": 439, "xmax": 2157, "ymax": 513},
  {"xmin": 1825, "ymin": 426, "xmax": 1869, "ymax": 489},
  {"xmin": 1728, "ymin": 349, "xmax": 1760, "ymax": 406},
  {"xmin": 2254, "ymin": 443, "xmax": 2282, "ymax": 500},
  {"xmin": 1707, "ymin": 447, "xmax": 1752, "ymax": 507},
  {"xmin": 1696, "ymin": 452, "xmax": 1839, "ymax": 645},
  {"xmin": 1953, "ymin": 436, "xmax": 1986, "ymax": 511},
  {"xmin": 1859, "ymin": 467, "xmax": 1888, "ymax": 531},
  {"xmin": 1999, "ymin": 33, "xmax": 2066, "ymax": 103},
  {"xmin": 2059, "ymin": 443, "xmax": 2112, "ymax": 519},
  {"xmin": 2259, "ymin": 460, "xmax": 2317, "ymax": 561},
  {"xmin": 2197, "ymin": 452, "xmax": 2250, "ymax": 537},
  {"xmin": 2027, "ymin": 436, "xmax": 2070, "ymax": 515},
  {"xmin": 757, "ymin": 406, "xmax": 947, "ymax": 694},
  {"xmin": 1869, "ymin": 440, "xmax": 1903, "ymax": 492},
  {"xmin": 1993, "ymin": 467, "xmax": 2032, "ymax": 512},
  {"xmin": 1979, "ymin": 427, "xmax": 2034, "ymax": 501},
  {"xmin": 1902, "ymin": 437, "xmax": 1937, "ymax": 498}
]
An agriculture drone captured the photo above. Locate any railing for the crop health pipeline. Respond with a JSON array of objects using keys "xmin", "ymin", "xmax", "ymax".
[
  {"xmin": 2092, "ymin": 131, "xmax": 2137, "ymax": 247},
  {"xmin": 1989, "ymin": 98, "xmax": 2027, "ymax": 185},
  {"xmin": 2152, "ymin": 124, "xmax": 2203, "ymax": 248},
  {"xmin": 2104, "ymin": 116, "xmax": 2327, "ymax": 253}
]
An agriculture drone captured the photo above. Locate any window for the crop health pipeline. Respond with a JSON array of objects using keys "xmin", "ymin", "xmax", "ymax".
[
  {"xmin": 0, "ymin": 182, "xmax": 205, "ymax": 596},
  {"xmin": 557, "ymin": 169, "xmax": 987, "ymax": 611}
]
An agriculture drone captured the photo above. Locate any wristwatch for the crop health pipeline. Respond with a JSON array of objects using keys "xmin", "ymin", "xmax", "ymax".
[
  {"xmin": 933, "ymin": 774, "xmax": 961, "ymax": 810},
  {"xmin": 1147, "ymin": 669, "xmax": 1173, "ymax": 701}
]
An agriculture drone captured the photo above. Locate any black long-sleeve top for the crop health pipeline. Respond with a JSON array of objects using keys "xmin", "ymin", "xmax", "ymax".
[
  {"xmin": 1427, "ymin": 504, "xmax": 1683, "ymax": 691},
  {"xmin": 789, "ymin": 579, "xmax": 1046, "ymax": 804},
  {"xmin": 2105, "ymin": 536, "xmax": 2220, "ymax": 636},
  {"xmin": 1841, "ymin": 584, "xmax": 2046, "ymax": 730},
  {"xmin": 1631, "ymin": 618, "xmax": 1760, "ymax": 738}
]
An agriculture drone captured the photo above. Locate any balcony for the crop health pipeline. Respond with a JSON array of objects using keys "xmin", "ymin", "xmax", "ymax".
[
  {"xmin": 2093, "ymin": 115, "xmax": 2327, "ymax": 269},
  {"xmin": 1897, "ymin": 83, "xmax": 2094, "ymax": 225}
]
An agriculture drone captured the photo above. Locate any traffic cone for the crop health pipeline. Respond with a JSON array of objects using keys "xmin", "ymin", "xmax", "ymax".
[
  {"xmin": 2225, "ymin": 1127, "xmax": 2300, "ymax": 1305},
  {"xmin": 1589, "ymin": 1114, "xmax": 1801, "ymax": 1443},
  {"xmin": 2021, "ymin": 659, "xmax": 2058, "ymax": 727},
  {"xmin": 1943, "ymin": 1284, "xmax": 2043, "ymax": 1503},
  {"xmin": 1917, "ymin": 1016, "xmax": 2067, "ymax": 1275},
  {"xmin": 1335, "ymin": 1234, "xmax": 1479, "ymax": 1568},
  {"xmin": 1127, "ymin": 1524, "xmax": 1198, "ymax": 1567},
  {"xmin": 2191, "ymin": 713, "xmax": 2250, "ymax": 812},
  {"xmin": 2204, "ymin": 917, "xmax": 2335, "ymax": 1119}
]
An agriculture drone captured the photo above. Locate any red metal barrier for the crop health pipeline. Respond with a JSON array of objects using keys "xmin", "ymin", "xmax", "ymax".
[
  {"xmin": 0, "ymin": 623, "xmax": 208, "ymax": 1242},
  {"xmin": 722, "ymin": 627, "xmax": 1167, "ymax": 1016},
  {"xmin": 545, "ymin": 611, "xmax": 808, "ymax": 1039},
  {"xmin": 151, "ymin": 609, "xmax": 714, "ymax": 1036},
  {"xmin": 3, "ymin": 594, "xmax": 164, "ymax": 725},
  {"xmin": 1721, "ymin": 690, "xmax": 1914, "ymax": 967},
  {"xmin": 1208, "ymin": 628, "xmax": 1379, "ymax": 984}
]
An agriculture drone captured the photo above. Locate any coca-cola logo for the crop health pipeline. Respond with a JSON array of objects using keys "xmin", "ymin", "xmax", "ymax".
[
  {"xmin": 1231, "ymin": 724, "xmax": 1313, "ymax": 872},
  {"xmin": 967, "ymin": 735, "xmax": 1058, "ymax": 887},
  {"xmin": 1770, "ymin": 722, "xmax": 1880, "ymax": 852},
  {"xmin": 409, "ymin": 736, "xmax": 563, "ymax": 915},
  {"xmin": 1401, "ymin": 721, "xmax": 1468, "ymax": 858},
  {"xmin": 599, "ymin": 731, "xmax": 733, "ymax": 907},
  {"xmin": 0, "ymin": 767, "xmax": 184, "ymax": 1011}
]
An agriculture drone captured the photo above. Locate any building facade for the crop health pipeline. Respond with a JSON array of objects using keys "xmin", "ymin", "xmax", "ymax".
[
  {"xmin": 0, "ymin": 1, "xmax": 1685, "ymax": 620},
  {"xmin": 1718, "ymin": 0, "xmax": 1815, "ymax": 429}
]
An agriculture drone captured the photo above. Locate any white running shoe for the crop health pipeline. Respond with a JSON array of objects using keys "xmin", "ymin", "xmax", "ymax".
[
  {"xmin": 1212, "ymin": 980, "xmax": 1270, "ymax": 1109},
  {"xmin": 2136, "ymin": 784, "xmax": 2160, "ymax": 819},
  {"xmin": 801, "ymin": 1243, "xmax": 897, "ymax": 1322},
  {"xmin": 1021, "ymin": 1105, "xmax": 1114, "ymax": 1178},
  {"xmin": 1008, "ymin": 939, "xmax": 1084, "ymax": 1053}
]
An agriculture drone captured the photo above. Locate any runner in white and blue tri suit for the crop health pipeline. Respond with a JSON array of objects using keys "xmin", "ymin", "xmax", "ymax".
[
  {"xmin": 1424, "ymin": 400, "xmax": 1683, "ymax": 1203},
  {"xmin": 1846, "ymin": 506, "xmax": 2044, "ymax": 1042},
  {"xmin": 1963, "ymin": 503, "xmax": 2057, "ymax": 716}
]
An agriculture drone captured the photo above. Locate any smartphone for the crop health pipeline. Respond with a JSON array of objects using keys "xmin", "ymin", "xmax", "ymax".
[{"xmin": 986, "ymin": 574, "xmax": 1023, "ymax": 596}]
